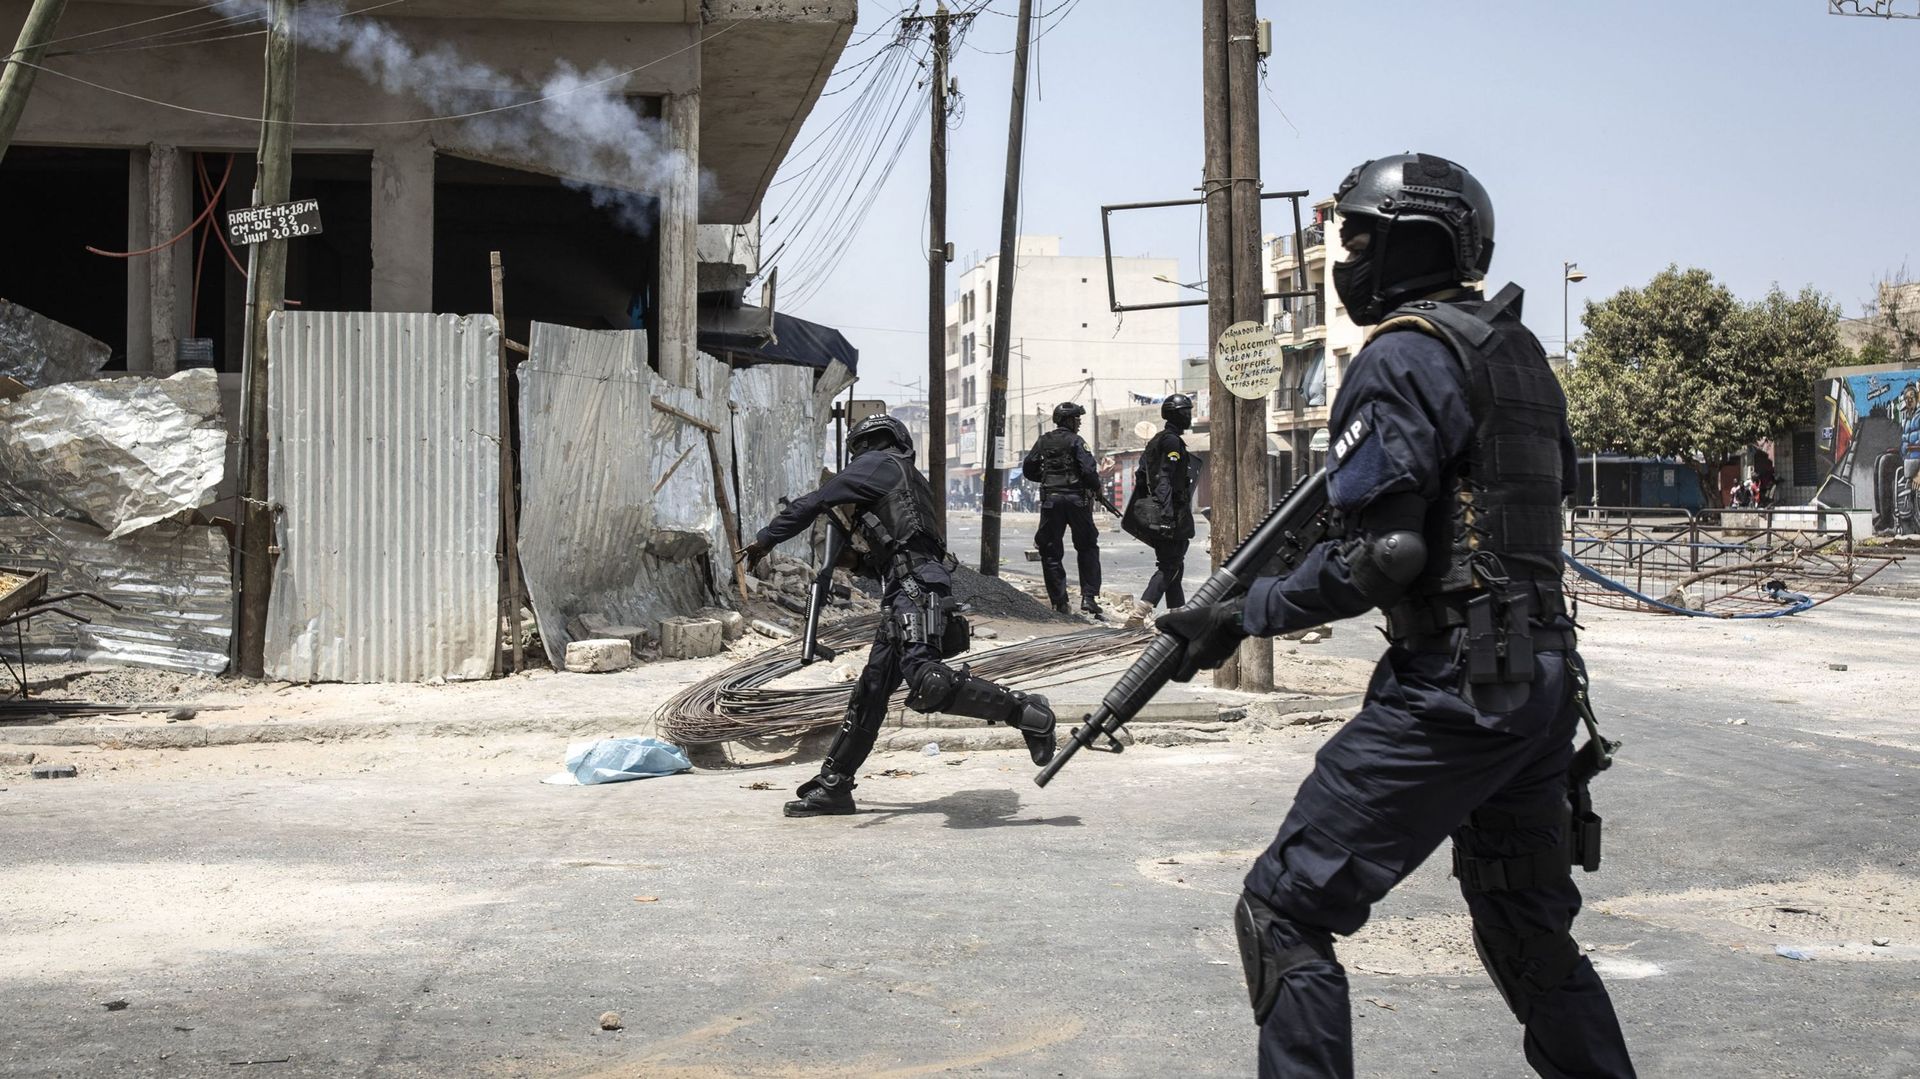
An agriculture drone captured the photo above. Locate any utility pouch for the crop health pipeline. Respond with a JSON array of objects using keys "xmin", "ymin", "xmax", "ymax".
[
  {"xmin": 939, "ymin": 608, "xmax": 971, "ymax": 660},
  {"xmin": 1572, "ymin": 807, "xmax": 1604, "ymax": 873},
  {"xmin": 1465, "ymin": 591, "xmax": 1533, "ymax": 685}
]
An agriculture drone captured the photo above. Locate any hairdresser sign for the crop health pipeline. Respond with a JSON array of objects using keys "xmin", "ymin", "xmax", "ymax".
[{"xmin": 227, "ymin": 199, "xmax": 324, "ymax": 246}]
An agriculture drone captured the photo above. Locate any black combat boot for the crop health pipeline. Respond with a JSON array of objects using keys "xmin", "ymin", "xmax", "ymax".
[
  {"xmin": 1051, "ymin": 596, "xmax": 1072, "ymax": 615},
  {"xmin": 1080, "ymin": 595, "xmax": 1103, "ymax": 618},
  {"xmin": 784, "ymin": 773, "xmax": 857, "ymax": 817}
]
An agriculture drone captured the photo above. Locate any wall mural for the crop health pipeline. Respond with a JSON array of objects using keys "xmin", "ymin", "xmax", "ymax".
[{"xmin": 1816, "ymin": 369, "xmax": 1920, "ymax": 533}]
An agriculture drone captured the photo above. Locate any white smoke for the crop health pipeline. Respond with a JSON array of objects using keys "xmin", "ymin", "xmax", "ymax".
[{"xmin": 219, "ymin": 0, "xmax": 704, "ymax": 235}]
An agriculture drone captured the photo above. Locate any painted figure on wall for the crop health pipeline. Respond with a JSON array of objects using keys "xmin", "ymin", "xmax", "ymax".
[{"xmin": 1816, "ymin": 369, "xmax": 1920, "ymax": 534}]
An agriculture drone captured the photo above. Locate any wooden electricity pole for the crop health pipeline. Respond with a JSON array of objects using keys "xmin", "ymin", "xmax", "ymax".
[
  {"xmin": 0, "ymin": 0, "xmax": 68, "ymax": 165},
  {"xmin": 1200, "ymin": 0, "xmax": 1240, "ymax": 685},
  {"xmin": 977, "ymin": 0, "xmax": 1033, "ymax": 576},
  {"xmin": 1200, "ymin": 0, "xmax": 1270, "ymax": 691},
  {"xmin": 1225, "ymin": 0, "xmax": 1270, "ymax": 691},
  {"xmin": 234, "ymin": 0, "xmax": 298, "ymax": 679},
  {"xmin": 903, "ymin": 3, "xmax": 972, "ymax": 535}
]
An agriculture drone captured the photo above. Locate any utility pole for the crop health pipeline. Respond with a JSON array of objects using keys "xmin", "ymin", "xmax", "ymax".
[
  {"xmin": 1200, "ymin": 0, "xmax": 1240, "ymax": 685},
  {"xmin": 904, "ymin": 4, "xmax": 971, "ymax": 531},
  {"xmin": 0, "ymin": 0, "xmax": 70, "ymax": 165},
  {"xmin": 233, "ymin": 0, "xmax": 298, "ymax": 679},
  {"xmin": 977, "ymin": 0, "xmax": 1033, "ymax": 575},
  {"xmin": 1225, "ymin": 0, "xmax": 1270, "ymax": 691},
  {"xmin": 1200, "ymin": 0, "xmax": 1270, "ymax": 690}
]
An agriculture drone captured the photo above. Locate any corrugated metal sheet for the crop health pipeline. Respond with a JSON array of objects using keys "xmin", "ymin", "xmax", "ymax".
[
  {"xmin": 0, "ymin": 517, "xmax": 232, "ymax": 674},
  {"xmin": 730, "ymin": 362, "xmax": 824, "ymax": 559},
  {"xmin": 517, "ymin": 327, "xmax": 736, "ymax": 667},
  {"xmin": 264, "ymin": 312, "xmax": 500, "ymax": 683}
]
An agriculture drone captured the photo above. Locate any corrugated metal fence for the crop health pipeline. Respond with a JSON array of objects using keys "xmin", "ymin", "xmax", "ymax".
[{"xmin": 264, "ymin": 312, "xmax": 502, "ymax": 683}]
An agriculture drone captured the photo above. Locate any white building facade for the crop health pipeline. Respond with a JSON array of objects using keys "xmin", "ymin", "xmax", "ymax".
[
  {"xmin": 1265, "ymin": 197, "xmax": 1367, "ymax": 491},
  {"xmin": 941, "ymin": 236, "xmax": 1181, "ymax": 496}
]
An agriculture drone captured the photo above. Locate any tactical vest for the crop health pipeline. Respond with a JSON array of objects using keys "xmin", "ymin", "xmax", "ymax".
[
  {"xmin": 1369, "ymin": 285, "xmax": 1566, "ymax": 597},
  {"xmin": 1032, "ymin": 429, "xmax": 1082, "ymax": 492},
  {"xmin": 831, "ymin": 450, "xmax": 944, "ymax": 580}
]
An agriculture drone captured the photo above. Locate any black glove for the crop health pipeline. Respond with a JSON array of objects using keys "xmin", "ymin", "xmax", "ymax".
[{"xmin": 1156, "ymin": 597, "xmax": 1248, "ymax": 683}]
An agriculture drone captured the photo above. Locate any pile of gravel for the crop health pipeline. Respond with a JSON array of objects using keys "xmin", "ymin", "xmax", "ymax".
[{"xmin": 847, "ymin": 566, "xmax": 1073, "ymax": 623}]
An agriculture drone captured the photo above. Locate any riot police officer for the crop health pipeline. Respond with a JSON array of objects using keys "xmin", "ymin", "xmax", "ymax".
[
  {"xmin": 1022, "ymin": 401, "xmax": 1112, "ymax": 616},
  {"xmin": 1136, "ymin": 394, "xmax": 1196, "ymax": 615},
  {"xmin": 1156, "ymin": 154, "xmax": 1635, "ymax": 1077},
  {"xmin": 744, "ymin": 415, "xmax": 1057, "ymax": 817}
]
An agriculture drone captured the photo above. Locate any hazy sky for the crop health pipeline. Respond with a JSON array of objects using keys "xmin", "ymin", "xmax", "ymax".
[{"xmin": 768, "ymin": 0, "xmax": 1917, "ymax": 403}]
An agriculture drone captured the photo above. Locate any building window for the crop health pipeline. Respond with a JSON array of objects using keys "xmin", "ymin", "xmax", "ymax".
[
  {"xmin": 947, "ymin": 414, "xmax": 959, "ymax": 444},
  {"xmin": 985, "ymin": 282, "xmax": 992, "ymax": 313},
  {"xmin": 963, "ymin": 376, "xmax": 977, "ymax": 408},
  {"xmin": 946, "ymin": 368, "xmax": 959, "ymax": 398},
  {"xmin": 962, "ymin": 293, "xmax": 973, "ymax": 323},
  {"xmin": 962, "ymin": 333, "xmax": 975, "ymax": 366}
]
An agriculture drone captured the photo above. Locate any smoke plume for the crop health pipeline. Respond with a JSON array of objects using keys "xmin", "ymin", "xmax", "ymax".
[{"xmin": 218, "ymin": 0, "xmax": 706, "ymax": 235}]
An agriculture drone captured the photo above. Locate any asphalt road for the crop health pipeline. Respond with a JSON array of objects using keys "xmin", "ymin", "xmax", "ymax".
[
  {"xmin": 946, "ymin": 509, "xmax": 1210, "ymax": 604},
  {"xmin": 2, "ymin": 596, "xmax": 1917, "ymax": 1077}
]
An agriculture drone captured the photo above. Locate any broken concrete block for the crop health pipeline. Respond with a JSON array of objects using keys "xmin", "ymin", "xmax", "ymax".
[
  {"xmin": 564, "ymin": 638, "xmax": 633, "ymax": 673},
  {"xmin": 0, "ymin": 749, "xmax": 36, "ymax": 767},
  {"xmin": 575, "ymin": 613, "xmax": 651, "ymax": 651},
  {"xmin": 750, "ymin": 619, "xmax": 795, "ymax": 640},
  {"xmin": 31, "ymin": 762, "xmax": 77, "ymax": 779},
  {"xmin": 659, "ymin": 616, "xmax": 724, "ymax": 659},
  {"xmin": 699, "ymin": 607, "xmax": 746, "ymax": 642}
]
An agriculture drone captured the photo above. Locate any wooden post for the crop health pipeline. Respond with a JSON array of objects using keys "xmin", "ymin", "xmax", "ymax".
[
  {"xmin": 490, "ymin": 251, "xmax": 524, "ymax": 675},
  {"xmin": 233, "ymin": 0, "xmax": 297, "ymax": 679},
  {"xmin": 0, "ymin": 0, "xmax": 69, "ymax": 166},
  {"xmin": 650, "ymin": 396, "xmax": 750, "ymax": 605},
  {"xmin": 1225, "ymin": 0, "xmax": 1271, "ymax": 691},
  {"xmin": 1201, "ymin": 0, "xmax": 1240, "ymax": 687},
  {"xmin": 977, "ymin": 0, "xmax": 1034, "ymax": 575}
]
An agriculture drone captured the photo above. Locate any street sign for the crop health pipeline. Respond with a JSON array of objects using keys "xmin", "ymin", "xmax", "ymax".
[
  {"xmin": 847, "ymin": 398, "xmax": 889, "ymax": 426},
  {"xmin": 1214, "ymin": 320, "xmax": 1281, "ymax": 400},
  {"xmin": 226, "ymin": 199, "xmax": 323, "ymax": 246}
]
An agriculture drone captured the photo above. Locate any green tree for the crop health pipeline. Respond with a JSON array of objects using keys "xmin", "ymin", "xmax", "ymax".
[{"xmin": 1562, "ymin": 265, "xmax": 1844, "ymax": 505}]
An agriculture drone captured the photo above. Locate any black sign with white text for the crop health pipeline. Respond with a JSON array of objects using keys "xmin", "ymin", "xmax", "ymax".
[{"xmin": 226, "ymin": 199, "xmax": 324, "ymax": 245}]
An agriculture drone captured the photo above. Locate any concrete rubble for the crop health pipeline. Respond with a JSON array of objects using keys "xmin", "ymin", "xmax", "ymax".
[
  {"xmin": 563, "ymin": 638, "xmax": 634, "ymax": 673},
  {"xmin": 0, "ymin": 369, "xmax": 225, "ymax": 539},
  {"xmin": 660, "ymin": 616, "xmax": 724, "ymax": 660}
]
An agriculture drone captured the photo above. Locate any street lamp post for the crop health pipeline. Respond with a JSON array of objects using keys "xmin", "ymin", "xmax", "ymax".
[{"xmin": 1563, "ymin": 261, "xmax": 1591, "ymax": 506}]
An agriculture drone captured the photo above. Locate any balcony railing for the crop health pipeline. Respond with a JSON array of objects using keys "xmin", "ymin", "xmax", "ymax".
[{"xmin": 1271, "ymin": 298, "xmax": 1325, "ymax": 335}]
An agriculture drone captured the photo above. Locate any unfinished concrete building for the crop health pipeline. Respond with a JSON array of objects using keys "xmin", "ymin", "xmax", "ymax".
[{"xmin": 0, "ymin": 0, "xmax": 852, "ymax": 391}]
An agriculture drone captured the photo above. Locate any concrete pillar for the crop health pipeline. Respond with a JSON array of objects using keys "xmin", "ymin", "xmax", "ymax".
[
  {"xmin": 145, "ymin": 143, "xmax": 192, "ymax": 375},
  {"xmin": 126, "ymin": 149, "xmax": 152, "ymax": 373},
  {"xmin": 659, "ymin": 90, "xmax": 700, "ymax": 386},
  {"xmin": 371, "ymin": 137, "xmax": 435, "ymax": 312}
]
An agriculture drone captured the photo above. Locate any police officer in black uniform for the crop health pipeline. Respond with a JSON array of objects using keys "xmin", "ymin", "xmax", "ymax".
[
  {"xmin": 1156, "ymin": 154, "xmax": 1635, "ymax": 1078},
  {"xmin": 1137, "ymin": 393, "xmax": 1196, "ymax": 613},
  {"xmin": 744, "ymin": 415, "xmax": 1057, "ymax": 818},
  {"xmin": 1023, "ymin": 401, "xmax": 1108, "ymax": 616}
]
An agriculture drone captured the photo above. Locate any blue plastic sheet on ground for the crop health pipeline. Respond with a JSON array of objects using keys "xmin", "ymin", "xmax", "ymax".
[{"xmin": 542, "ymin": 737, "xmax": 692, "ymax": 785}]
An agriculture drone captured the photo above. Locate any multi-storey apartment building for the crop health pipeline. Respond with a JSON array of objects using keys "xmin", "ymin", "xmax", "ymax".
[{"xmin": 940, "ymin": 235, "xmax": 1181, "ymax": 500}]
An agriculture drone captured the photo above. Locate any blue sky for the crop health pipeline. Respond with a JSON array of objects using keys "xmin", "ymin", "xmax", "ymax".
[{"xmin": 769, "ymin": 0, "xmax": 1918, "ymax": 401}]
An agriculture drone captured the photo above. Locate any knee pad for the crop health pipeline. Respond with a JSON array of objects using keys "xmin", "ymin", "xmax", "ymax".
[
  {"xmin": 904, "ymin": 662, "xmax": 962, "ymax": 712},
  {"xmin": 1234, "ymin": 890, "xmax": 1337, "ymax": 1025},
  {"xmin": 1471, "ymin": 923, "xmax": 1582, "ymax": 1023}
]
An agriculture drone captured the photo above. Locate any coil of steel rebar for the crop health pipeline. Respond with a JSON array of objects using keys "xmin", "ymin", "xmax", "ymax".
[{"xmin": 655, "ymin": 615, "xmax": 1152, "ymax": 745}]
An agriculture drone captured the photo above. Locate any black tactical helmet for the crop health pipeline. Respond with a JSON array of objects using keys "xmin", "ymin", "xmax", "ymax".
[
  {"xmin": 1162, "ymin": 393, "xmax": 1193, "ymax": 430},
  {"xmin": 1331, "ymin": 152, "xmax": 1495, "ymax": 325},
  {"xmin": 1051, "ymin": 401, "xmax": 1086, "ymax": 428},
  {"xmin": 847, "ymin": 413, "xmax": 912, "ymax": 457}
]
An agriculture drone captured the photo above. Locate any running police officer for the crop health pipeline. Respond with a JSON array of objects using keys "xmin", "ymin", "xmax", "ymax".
[
  {"xmin": 1156, "ymin": 154, "xmax": 1635, "ymax": 1077},
  {"xmin": 744, "ymin": 415, "xmax": 1057, "ymax": 817},
  {"xmin": 1022, "ymin": 401, "xmax": 1113, "ymax": 616},
  {"xmin": 1135, "ymin": 394, "xmax": 1196, "ymax": 616}
]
